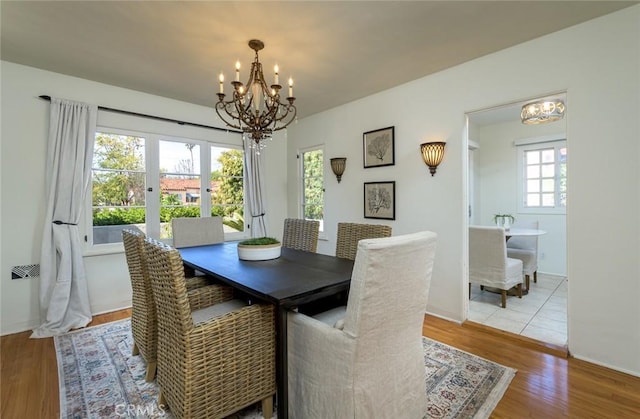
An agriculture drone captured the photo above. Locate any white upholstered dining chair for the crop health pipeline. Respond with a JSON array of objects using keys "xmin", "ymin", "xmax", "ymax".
[
  {"xmin": 171, "ymin": 216, "xmax": 225, "ymax": 248},
  {"xmin": 287, "ymin": 231, "xmax": 438, "ymax": 419},
  {"xmin": 507, "ymin": 220, "xmax": 539, "ymax": 291},
  {"xmin": 469, "ymin": 226, "xmax": 523, "ymax": 308}
]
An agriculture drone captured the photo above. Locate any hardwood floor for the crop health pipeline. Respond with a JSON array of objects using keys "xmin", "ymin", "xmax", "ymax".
[
  {"xmin": 0, "ymin": 309, "xmax": 130, "ymax": 419},
  {"xmin": 2, "ymin": 309, "xmax": 639, "ymax": 418},
  {"xmin": 423, "ymin": 315, "xmax": 640, "ymax": 418}
]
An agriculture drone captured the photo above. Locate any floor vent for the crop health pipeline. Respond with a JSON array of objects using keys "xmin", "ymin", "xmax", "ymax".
[{"xmin": 11, "ymin": 264, "xmax": 40, "ymax": 279}]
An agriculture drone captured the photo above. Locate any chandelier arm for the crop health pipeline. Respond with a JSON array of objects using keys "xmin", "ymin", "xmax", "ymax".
[
  {"xmin": 230, "ymin": 91, "xmax": 257, "ymax": 129},
  {"xmin": 215, "ymin": 102, "xmax": 243, "ymax": 130},
  {"xmin": 270, "ymin": 105, "xmax": 297, "ymax": 131}
]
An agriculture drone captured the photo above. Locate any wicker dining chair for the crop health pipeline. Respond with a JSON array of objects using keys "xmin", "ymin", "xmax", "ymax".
[
  {"xmin": 282, "ymin": 218, "xmax": 320, "ymax": 252},
  {"xmin": 335, "ymin": 222, "xmax": 392, "ymax": 260},
  {"xmin": 143, "ymin": 237, "xmax": 276, "ymax": 419},
  {"xmin": 122, "ymin": 229, "xmax": 233, "ymax": 382}
]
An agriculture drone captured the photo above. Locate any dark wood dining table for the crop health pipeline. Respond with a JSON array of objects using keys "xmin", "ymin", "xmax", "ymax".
[{"xmin": 179, "ymin": 241, "xmax": 354, "ymax": 419}]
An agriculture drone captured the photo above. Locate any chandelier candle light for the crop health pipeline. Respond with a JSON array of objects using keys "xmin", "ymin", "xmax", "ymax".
[{"xmin": 216, "ymin": 39, "xmax": 297, "ymax": 148}]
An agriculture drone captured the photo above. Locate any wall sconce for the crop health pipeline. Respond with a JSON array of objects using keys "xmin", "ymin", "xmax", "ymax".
[
  {"xmin": 420, "ymin": 142, "xmax": 446, "ymax": 176},
  {"xmin": 330, "ymin": 157, "xmax": 347, "ymax": 183}
]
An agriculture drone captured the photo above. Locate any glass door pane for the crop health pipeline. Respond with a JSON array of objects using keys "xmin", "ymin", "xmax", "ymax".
[
  {"xmin": 159, "ymin": 140, "xmax": 201, "ymax": 239},
  {"xmin": 91, "ymin": 133, "xmax": 146, "ymax": 245}
]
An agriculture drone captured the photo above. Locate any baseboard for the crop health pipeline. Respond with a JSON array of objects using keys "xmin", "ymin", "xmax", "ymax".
[
  {"xmin": 463, "ymin": 320, "xmax": 569, "ymax": 358},
  {"xmin": 92, "ymin": 304, "xmax": 132, "ymax": 317},
  {"xmin": 425, "ymin": 310, "xmax": 463, "ymax": 325},
  {"xmin": 1, "ymin": 320, "xmax": 40, "ymax": 336},
  {"xmin": 538, "ymin": 271, "xmax": 567, "ymax": 279},
  {"xmin": 571, "ymin": 354, "xmax": 640, "ymax": 378},
  {"xmin": 0, "ymin": 304, "xmax": 133, "ymax": 336}
]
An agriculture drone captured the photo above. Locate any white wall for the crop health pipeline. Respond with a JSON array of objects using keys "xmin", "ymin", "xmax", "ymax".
[
  {"xmin": 287, "ymin": 7, "xmax": 640, "ymax": 376},
  {"xmin": 0, "ymin": 62, "xmax": 288, "ymax": 334},
  {"xmin": 474, "ymin": 119, "xmax": 567, "ymax": 276}
]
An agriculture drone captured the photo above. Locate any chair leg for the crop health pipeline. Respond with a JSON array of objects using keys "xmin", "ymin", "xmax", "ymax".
[
  {"xmin": 468, "ymin": 283, "xmax": 471, "ymax": 299},
  {"xmin": 500, "ymin": 290, "xmax": 506, "ymax": 308},
  {"xmin": 145, "ymin": 361, "xmax": 157, "ymax": 382},
  {"xmin": 534, "ymin": 271, "xmax": 538, "ymax": 283},
  {"xmin": 261, "ymin": 395, "xmax": 273, "ymax": 419},
  {"xmin": 480, "ymin": 285, "xmax": 485, "ymax": 291},
  {"xmin": 517, "ymin": 283, "xmax": 523, "ymax": 298},
  {"xmin": 525, "ymin": 274, "xmax": 530, "ymax": 291},
  {"xmin": 132, "ymin": 342, "xmax": 139, "ymax": 356},
  {"xmin": 158, "ymin": 390, "xmax": 166, "ymax": 409}
]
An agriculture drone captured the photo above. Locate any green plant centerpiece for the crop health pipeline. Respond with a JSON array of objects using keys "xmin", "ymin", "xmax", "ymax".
[
  {"xmin": 493, "ymin": 214, "xmax": 515, "ymax": 229},
  {"xmin": 237, "ymin": 237, "xmax": 282, "ymax": 261}
]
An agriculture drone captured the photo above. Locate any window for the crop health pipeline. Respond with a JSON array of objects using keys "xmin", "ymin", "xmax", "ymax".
[
  {"xmin": 300, "ymin": 146, "xmax": 324, "ymax": 232},
  {"xmin": 210, "ymin": 145, "xmax": 244, "ymax": 235},
  {"xmin": 92, "ymin": 132, "xmax": 147, "ymax": 245},
  {"xmin": 517, "ymin": 140, "xmax": 566, "ymax": 214},
  {"xmin": 89, "ymin": 128, "xmax": 245, "ymax": 250}
]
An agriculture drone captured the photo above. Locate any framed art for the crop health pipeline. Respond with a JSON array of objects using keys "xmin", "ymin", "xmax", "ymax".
[
  {"xmin": 363, "ymin": 126, "xmax": 395, "ymax": 168},
  {"xmin": 364, "ymin": 181, "xmax": 395, "ymax": 220}
]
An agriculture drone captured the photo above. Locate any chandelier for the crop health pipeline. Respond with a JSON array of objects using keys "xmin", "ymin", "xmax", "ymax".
[
  {"xmin": 521, "ymin": 99, "xmax": 565, "ymax": 125},
  {"xmin": 216, "ymin": 39, "xmax": 297, "ymax": 147}
]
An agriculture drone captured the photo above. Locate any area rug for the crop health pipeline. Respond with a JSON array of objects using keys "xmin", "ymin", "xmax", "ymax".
[{"xmin": 54, "ymin": 319, "xmax": 515, "ymax": 418}]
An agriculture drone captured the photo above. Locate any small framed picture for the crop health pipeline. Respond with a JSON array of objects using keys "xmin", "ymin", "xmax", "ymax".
[
  {"xmin": 363, "ymin": 126, "xmax": 395, "ymax": 168},
  {"xmin": 364, "ymin": 181, "xmax": 396, "ymax": 220}
]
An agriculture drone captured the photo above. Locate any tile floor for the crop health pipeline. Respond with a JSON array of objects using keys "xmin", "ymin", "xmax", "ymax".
[{"xmin": 468, "ymin": 273, "xmax": 567, "ymax": 347}]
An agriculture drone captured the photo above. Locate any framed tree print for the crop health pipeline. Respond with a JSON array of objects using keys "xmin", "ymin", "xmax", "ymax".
[
  {"xmin": 363, "ymin": 126, "xmax": 395, "ymax": 168},
  {"xmin": 364, "ymin": 181, "xmax": 395, "ymax": 220}
]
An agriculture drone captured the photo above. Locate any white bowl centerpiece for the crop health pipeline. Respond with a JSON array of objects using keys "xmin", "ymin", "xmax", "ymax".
[{"xmin": 237, "ymin": 237, "xmax": 282, "ymax": 261}]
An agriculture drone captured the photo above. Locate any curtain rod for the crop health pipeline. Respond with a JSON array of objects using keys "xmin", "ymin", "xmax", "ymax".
[{"xmin": 38, "ymin": 95, "xmax": 241, "ymax": 134}]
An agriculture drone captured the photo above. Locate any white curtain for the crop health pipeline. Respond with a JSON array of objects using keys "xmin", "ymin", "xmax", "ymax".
[
  {"xmin": 243, "ymin": 135, "xmax": 268, "ymax": 237},
  {"xmin": 31, "ymin": 98, "xmax": 97, "ymax": 338}
]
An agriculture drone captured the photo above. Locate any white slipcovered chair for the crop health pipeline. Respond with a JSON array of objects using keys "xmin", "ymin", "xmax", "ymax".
[
  {"xmin": 469, "ymin": 226, "xmax": 523, "ymax": 308},
  {"xmin": 287, "ymin": 231, "xmax": 438, "ymax": 419},
  {"xmin": 507, "ymin": 220, "xmax": 539, "ymax": 291},
  {"xmin": 171, "ymin": 216, "xmax": 225, "ymax": 248}
]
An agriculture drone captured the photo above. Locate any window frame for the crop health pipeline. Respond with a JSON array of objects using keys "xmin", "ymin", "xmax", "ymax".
[
  {"xmin": 298, "ymin": 145, "xmax": 325, "ymax": 234},
  {"xmin": 516, "ymin": 137, "xmax": 567, "ymax": 215},
  {"xmin": 84, "ymin": 125, "xmax": 247, "ymax": 255}
]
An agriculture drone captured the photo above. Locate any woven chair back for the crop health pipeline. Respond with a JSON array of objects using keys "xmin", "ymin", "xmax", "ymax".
[
  {"xmin": 335, "ymin": 222, "xmax": 392, "ymax": 260},
  {"xmin": 282, "ymin": 218, "xmax": 320, "ymax": 252},
  {"xmin": 144, "ymin": 238, "xmax": 194, "ymax": 337},
  {"xmin": 122, "ymin": 229, "xmax": 157, "ymax": 364}
]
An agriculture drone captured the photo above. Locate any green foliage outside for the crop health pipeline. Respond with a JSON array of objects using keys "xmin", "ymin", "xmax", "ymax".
[
  {"xmin": 212, "ymin": 149, "xmax": 244, "ymax": 218},
  {"xmin": 303, "ymin": 150, "xmax": 323, "ymax": 220},
  {"xmin": 93, "ymin": 206, "xmax": 204, "ymax": 225},
  {"xmin": 92, "ymin": 134, "xmax": 145, "ymax": 207}
]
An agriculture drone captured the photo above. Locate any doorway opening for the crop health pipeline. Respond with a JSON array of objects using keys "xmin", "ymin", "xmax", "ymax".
[{"xmin": 465, "ymin": 94, "xmax": 568, "ymax": 349}]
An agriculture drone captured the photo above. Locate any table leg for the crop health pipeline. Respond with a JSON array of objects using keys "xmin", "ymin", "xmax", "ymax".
[{"xmin": 276, "ymin": 306, "xmax": 288, "ymax": 419}]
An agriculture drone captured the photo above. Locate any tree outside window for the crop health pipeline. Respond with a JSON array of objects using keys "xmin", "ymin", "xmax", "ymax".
[{"xmin": 301, "ymin": 148, "xmax": 324, "ymax": 228}]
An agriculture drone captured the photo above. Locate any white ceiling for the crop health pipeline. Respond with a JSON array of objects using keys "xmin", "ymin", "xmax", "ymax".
[{"xmin": 1, "ymin": 1, "xmax": 636, "ymax": 121}]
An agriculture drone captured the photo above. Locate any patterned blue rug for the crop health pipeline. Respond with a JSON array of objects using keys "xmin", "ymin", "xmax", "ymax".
[{"xmin": 55, "ymin": 319, "xmax": 515, "ymax": 418}]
